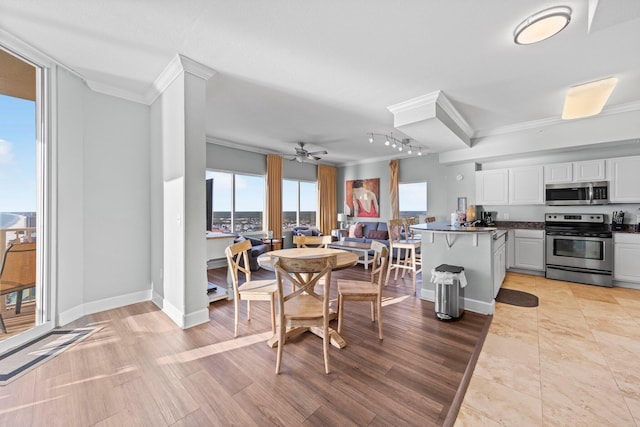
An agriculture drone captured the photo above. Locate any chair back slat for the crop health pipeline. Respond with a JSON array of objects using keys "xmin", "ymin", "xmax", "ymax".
[
  {"xmin": 225, "ymin": 239, "xmax": 253, "ymax": 298},
  {"xmin": 369, "ymin": 241, "xmax": 389, "ymax": 289},
  {"xmin": 293, "ymin": 235, "xmax": 332, "ymax": 248}
]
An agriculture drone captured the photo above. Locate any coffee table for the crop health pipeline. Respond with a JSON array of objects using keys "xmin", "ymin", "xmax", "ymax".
[{"xmin": 327, "ymin": 240, "xmax": 374, "ymax": 269}]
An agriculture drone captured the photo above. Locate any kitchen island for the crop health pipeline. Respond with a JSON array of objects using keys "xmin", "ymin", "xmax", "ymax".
[{"xmin": 410, "ymin": 222, "xmax": 506, "ymax": 315}]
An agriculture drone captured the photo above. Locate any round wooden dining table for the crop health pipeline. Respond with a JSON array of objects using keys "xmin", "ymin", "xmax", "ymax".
[
  {"xmin": 257, "ymin": 247, "xmax": 359, "ymax": 349},
  {"xmin": 257, "ymin": 247, "xmax": 359, "ymax": 272}
]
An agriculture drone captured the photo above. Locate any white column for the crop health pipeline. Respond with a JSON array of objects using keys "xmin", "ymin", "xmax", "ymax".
[{"xmin": 150, "ymin": 55, "xmax": 216, "ymax": 328}]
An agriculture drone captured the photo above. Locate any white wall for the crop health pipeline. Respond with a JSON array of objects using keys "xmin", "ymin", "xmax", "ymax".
[
  {"xmin": 337, "ymin": 155, "xmax": 477, "ymax": 223},
  {"xmin": 57, "ymin": 69, "xmax": 152, "ymax": 325},
  {"xmin": 56, "ymin": 69, "xmax": 85, "ymax": 317}
]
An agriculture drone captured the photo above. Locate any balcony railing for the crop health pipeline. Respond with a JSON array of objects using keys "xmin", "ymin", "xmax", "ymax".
[{"xmin": 1, "ymin": 227, "xmax": 37, "ymax": 312}]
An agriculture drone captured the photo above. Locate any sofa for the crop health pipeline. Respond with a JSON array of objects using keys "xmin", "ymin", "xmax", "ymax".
[
  {"xmin": 292, "ymin": 226, "xmax": 323, "ymax": 237},
  {"xmin": 342, "ymin": 221, "xmax": 417, "ymax": 258},
  {"xmin": 342, "ymin": 221, "xmax": 390, "ymax": 255},
  {"xmin": 233, "ymin": 235, "xmax": 268, "ymax": 271}
]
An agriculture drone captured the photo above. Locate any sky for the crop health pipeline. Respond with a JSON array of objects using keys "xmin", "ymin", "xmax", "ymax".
[
  {"xmin": 0, "ymin": 94, "xmax": 36, "ymax": 212},
  {"xmin": 399, "ymin": 181, "xmax": 428, "ymax": 211}
]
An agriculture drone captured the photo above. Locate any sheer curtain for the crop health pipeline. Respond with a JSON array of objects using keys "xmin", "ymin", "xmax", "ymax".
[
  {"xmin": 389, "ymin": 159, "xmax": 400, "ymax": 219},
  {"xmin": 266, "ymin": 154, "xmax": 283, "ymax": 238},
  {"xmin": 317, "ymin": 164, "xmax": 337, "ymax": 235}
]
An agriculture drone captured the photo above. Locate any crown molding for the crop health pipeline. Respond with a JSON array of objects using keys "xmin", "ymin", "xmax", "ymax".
[
  {"xmin": 387, "ymin": 90, "xmax": 474, "ymax": 140},
  {"xmin": 145, "ymin": 54, "xmax": 216, "ymax": 105},
  {"xmin": 86, "ymin": 80, "xmax": 147, "ymax": 104},
  {"xmin": 474, "ymin": 100, "xmax": 640, "ymax": 138},
  {"xmin": 206, "ymin": 136, "xmax": 273, "ymax": 156}
]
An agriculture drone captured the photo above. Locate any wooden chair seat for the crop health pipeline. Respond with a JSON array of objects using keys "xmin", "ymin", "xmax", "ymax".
[
  {"xmin": 237, "ymin": 279, "xmax": 277, "ymax": 296},
  {"xmin": 337, "ymin": 280, "xmax": 378, "ymax": 297},
  {"xmin": 284, "ymin": 296, "xmax": 325, "ymax": 320}
]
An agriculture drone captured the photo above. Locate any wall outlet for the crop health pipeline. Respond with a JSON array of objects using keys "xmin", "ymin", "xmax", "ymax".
[{"xmin": 503, "ymin": 213, "xmax": 509, "ymax": 220}]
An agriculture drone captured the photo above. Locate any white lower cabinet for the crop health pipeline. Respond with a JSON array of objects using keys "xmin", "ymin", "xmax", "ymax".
[
  {"xmin": 513, "ymin": 229, "xmax": 545, "ymax": 271},
  {"xmin": 493, "ymin": 238, "xmax": 506, "ymax": 297},
  {"xmin": 614, "ymin": 233, "xmax": 640, "ymax": 283}
]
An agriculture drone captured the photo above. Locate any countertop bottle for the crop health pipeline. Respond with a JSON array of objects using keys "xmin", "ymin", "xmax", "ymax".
[{"xmin": 466, "ymin": 205, "xmax": 475, "ymax": 222}]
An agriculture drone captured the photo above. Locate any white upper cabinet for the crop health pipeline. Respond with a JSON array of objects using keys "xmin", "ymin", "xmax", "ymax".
[
  {"xmin": 544, "ymin": 162, "xmax": 573, "ymax": 183},
  {"xmin": 509, "ymin": 166, "xmax": 544, "ymax": 205},
  {"xmin": 574, "ymin": 159, "xmax": 605, "ymax": 182},
  {"xmin": 476, "ymin": 169, "xmax": 509, "ymax": 205},
  {"xmin": 607, "ymin": 155, "xmax": 640, "ymax": 203},
  {"xmin": 545, "ymin": 160, "xmax": 605, "ymax": 183}
]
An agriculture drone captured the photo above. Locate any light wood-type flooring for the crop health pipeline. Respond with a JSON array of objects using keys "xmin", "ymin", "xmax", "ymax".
[
  {"xmin": 0, "ymin": 265, "xmax": 489, "ymax": 427},
  {"xmin": 456, "ymin": 273, "xmax": 640, "ymax": 426}
]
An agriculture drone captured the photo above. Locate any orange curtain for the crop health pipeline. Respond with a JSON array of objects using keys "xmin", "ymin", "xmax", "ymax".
[
  {"xmin": 317, "ymin": 164, "xmax": 337, "ymax": 235},
  {"xmin": 389, "ymin": 159, "xmax": 400, "ymax": 219},
  {"xmin": 266, "ymin": 154, "xmax": 283, "ymax": 239}
]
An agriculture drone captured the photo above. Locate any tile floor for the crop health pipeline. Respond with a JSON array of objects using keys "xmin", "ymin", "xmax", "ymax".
[{"xmin": 456, "ymin": 272, "xmax": 640, "ymax": 426}]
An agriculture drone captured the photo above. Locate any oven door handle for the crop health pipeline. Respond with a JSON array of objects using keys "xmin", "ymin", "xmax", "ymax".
[{"xmin": 588, "ymin": 183, "xmax": 594, "ymax": 204}]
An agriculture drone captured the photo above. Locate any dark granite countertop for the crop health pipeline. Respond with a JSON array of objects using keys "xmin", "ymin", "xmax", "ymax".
[{"xmin": 493, "ymin": 221, "xmax": 544, "ymax": 230}]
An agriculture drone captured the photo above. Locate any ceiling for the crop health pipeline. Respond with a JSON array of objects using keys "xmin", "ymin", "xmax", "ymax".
[{"xmin": 1, "ymin": 1, "xmax": 639, "ymax": 165}]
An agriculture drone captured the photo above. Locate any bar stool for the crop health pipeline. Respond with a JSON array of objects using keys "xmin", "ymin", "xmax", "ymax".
[{"xmin": 385, "ymin": 219, "xmax": 422, "ymax": 294}]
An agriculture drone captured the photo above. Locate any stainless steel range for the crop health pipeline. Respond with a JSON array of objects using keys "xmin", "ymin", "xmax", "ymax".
[{"xmin": 545, "ymin": 213, "xmax": 613, "ymax": 287}]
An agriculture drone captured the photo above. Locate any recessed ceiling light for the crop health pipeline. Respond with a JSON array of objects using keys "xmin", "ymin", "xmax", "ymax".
[
  {"xmin": 514, "ymin": 6, "xmax": 572, "ymax": 45},
  {"xmin": 562, "ymin": 77, "xmax": 618, "ymax": 120}
]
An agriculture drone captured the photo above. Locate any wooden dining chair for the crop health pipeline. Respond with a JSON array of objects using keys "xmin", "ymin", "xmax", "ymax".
[
  {"xmin": 0, "ymin": 242, "xmax": 36, "ymax": 334},
  {"xmin": 273, "ymin": 254, "xmax": 336, "ymax": 374},
  {"xmin": 386, "ymin": 219, "xmax": 422, "ymax": 294},
  {"xmin": 337, "ymin": 241, "xmax": 388, "ymax": 340},
  {"xmin": 293, "ymin": 235, "xmax": 332, "ymax": 248},
  {"xmin": 225, "ymin": 240, "xmax": 278, "ymax": 338}
]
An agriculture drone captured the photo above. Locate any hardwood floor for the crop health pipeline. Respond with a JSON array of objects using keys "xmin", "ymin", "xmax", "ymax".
[{"xmin": 0, "ymin": 266, "xmax": 490, "ymax": 427}]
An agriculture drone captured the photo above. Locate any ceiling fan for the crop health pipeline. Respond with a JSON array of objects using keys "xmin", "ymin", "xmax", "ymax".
[{"xmin": 289, "ymin": 142, "xmax": 328, "ymax": 163}]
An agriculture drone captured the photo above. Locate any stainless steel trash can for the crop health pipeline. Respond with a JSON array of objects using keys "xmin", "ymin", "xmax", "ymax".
[{"xmin": 433, "ymin": 264, "xmax": 464, "ymax": 320}]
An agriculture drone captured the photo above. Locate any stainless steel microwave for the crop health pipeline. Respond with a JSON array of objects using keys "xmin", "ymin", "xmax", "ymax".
[{"xmin": 545, "ymin": 181, "xmax": 609, "ymax": 205}]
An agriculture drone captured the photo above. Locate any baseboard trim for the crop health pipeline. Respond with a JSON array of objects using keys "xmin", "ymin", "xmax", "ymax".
[
  {"xmin": 161, "ymin": 299, "xmax": 209, "ymax": 329},
  {"xmin": 613, "ymin": 280, "xmax": 640, "ymax": 290},
  {"xmin": 419, "ymin": 289, "xmax": 495, "ymax": 315},
  {"xmin": 58, "ymin": 289, "xmax": 152, "ymax": 327}
]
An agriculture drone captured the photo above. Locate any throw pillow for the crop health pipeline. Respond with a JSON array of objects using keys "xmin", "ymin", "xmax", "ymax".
[
  {"xmin": 247, "ymin": 237, "xmax": 263, "ymax": 246},
  {"xmin": 298, "ymin": 228, "xmax": 313, "ymax": 236},
  {"xmin": 348, "ymin": 223, "xmax": 364, "ymax": 238},
  {"xmin": 367, "ymin": 229, "xmax": 388, "ymax": 240}
]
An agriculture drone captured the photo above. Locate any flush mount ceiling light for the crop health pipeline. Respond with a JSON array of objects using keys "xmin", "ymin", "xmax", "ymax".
[
  {"xmin": 514, "ymin": 6, "xmax": 572, "ymax": 45},
  {"xmin": 562, "ymin": 77, "xmax": 618, "ymax": 120}
]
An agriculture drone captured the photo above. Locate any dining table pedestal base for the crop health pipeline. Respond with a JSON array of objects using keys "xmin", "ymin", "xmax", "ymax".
[{"xmin": 267, "ymin": 325, "xmax": 347, "ymax": 349}]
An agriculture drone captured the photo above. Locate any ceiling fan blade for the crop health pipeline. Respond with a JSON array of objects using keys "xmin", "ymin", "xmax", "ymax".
[
  {"xmin": 309, "ymin": 155, "xmax": 321, "ymax": 161},
  {"xmin": 306, "ymin": 150, "xmax": 328, "ymax": 156}
]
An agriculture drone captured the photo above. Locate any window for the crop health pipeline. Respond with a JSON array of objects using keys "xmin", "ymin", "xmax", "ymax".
[
  {"xmin": 283, "ymin": 179, "xmax": 316, "ymax": 230},
  {"xmin": 399, "ymin": 181, "xmax": 427, "ymax": 218},
  {"xmin": 209, "ymin": 171, "xmax": 265, "ymax": 233}
]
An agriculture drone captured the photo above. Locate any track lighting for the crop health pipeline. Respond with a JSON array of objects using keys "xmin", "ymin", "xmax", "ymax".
[{"xmin": 366, "ymin": 133, "xmax": 425, "ymax": 157}]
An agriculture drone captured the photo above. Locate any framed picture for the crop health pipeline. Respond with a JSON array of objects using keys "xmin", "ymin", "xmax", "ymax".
[
  {"xmin": 346, "ymin": 178, "xmax": 380, "ymax": 218},
  {"xmin": 457, "ymin": 197, "xmax": 467, "ymax": 213}
]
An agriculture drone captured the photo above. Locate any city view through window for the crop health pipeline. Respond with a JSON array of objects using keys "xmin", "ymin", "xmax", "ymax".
[
  {"xmin": 283, "ymin": 180, "xmax": 316, "ymax": 230},
  {"xmin": 399, "ymin": 181, "xmax": 428, "ymax": 219},
  {"xmin": 210, "ymin": 171, "xmax": 265, "ymax": 233}
]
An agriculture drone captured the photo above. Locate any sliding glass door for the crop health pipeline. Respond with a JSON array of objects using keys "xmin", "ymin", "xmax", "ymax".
[{"xmin": 0, "ymin": 44, "xmax": 51, "ymax": 351}]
